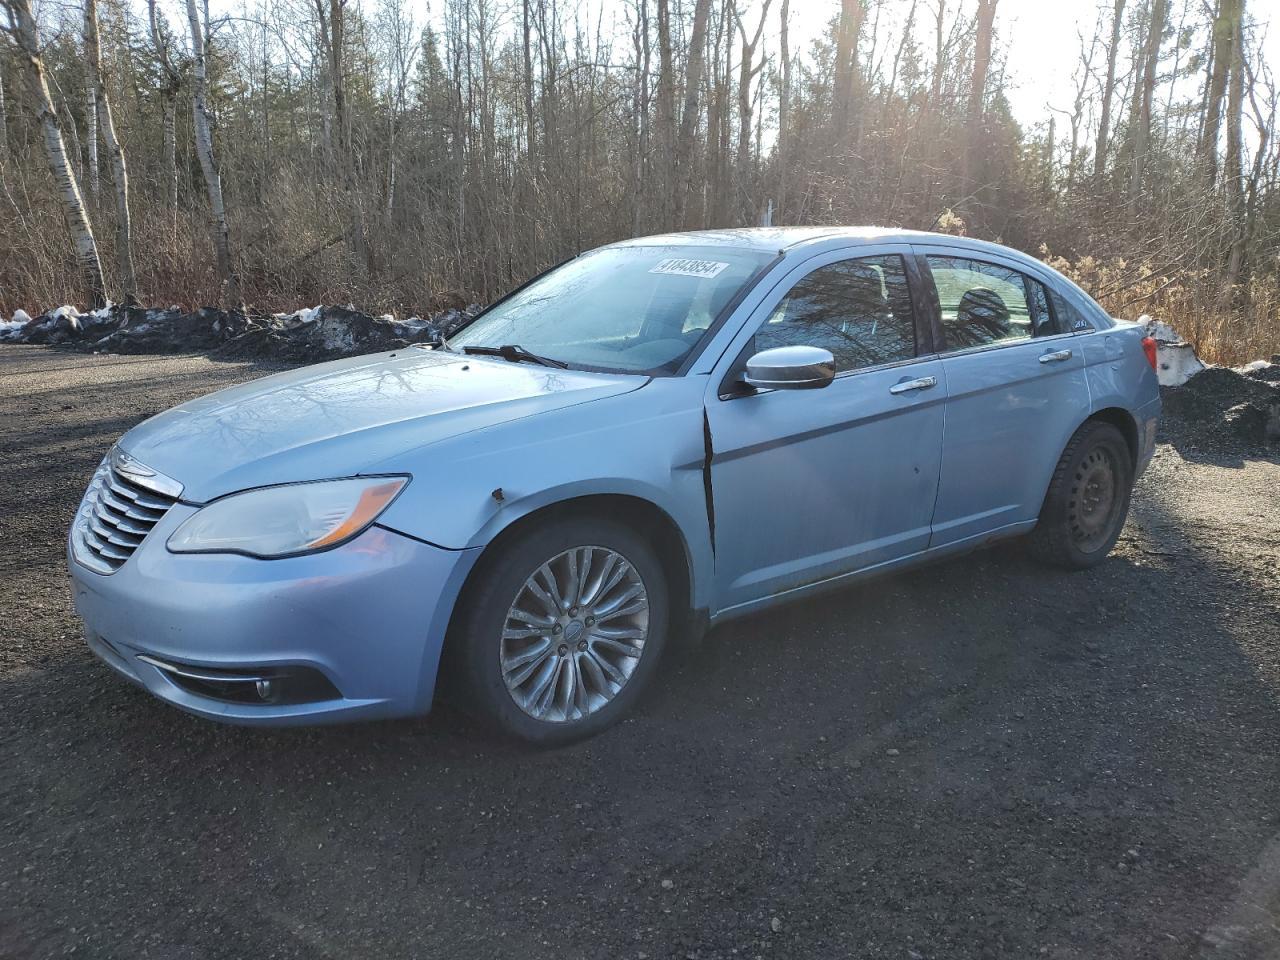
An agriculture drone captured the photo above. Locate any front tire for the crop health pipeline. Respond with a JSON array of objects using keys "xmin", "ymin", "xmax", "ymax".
[
  {"xmin": 1028, "ymin": 420, "xmax": 1134, "ymax": 569},
  {"xmin": 448, "ymin": 516, "xmax": 669, "ymax": 746}
]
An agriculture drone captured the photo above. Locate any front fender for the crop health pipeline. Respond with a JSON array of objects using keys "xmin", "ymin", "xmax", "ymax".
[{"xmin": 371, "ymin": 377, "xmax": 717, "ymax": 612}]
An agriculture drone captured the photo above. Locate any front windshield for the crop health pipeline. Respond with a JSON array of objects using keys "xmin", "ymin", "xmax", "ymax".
[{"xmin": 450, "ymin": 245, "xmax": 775, "ymax": 373}]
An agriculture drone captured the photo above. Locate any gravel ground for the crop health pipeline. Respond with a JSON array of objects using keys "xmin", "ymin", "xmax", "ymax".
[{"xmin": 2, "ymin": 344, "xmax": 1279, "ymax": 960}]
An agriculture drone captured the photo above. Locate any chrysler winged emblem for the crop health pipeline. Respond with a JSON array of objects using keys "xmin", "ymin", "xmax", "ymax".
[{"xmin": 112, "ymin": 448, "xmax": 157, "ymax": 480}]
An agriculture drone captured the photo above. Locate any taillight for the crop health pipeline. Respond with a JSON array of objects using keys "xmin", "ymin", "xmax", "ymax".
[{"xmin": 1141, "ymin": 336, "xmax": 1158, "ymax": 370}]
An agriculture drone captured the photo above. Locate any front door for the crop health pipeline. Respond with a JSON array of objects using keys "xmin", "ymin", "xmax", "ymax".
[
  {"xmin": 915, "ymin": 248, "xmax": 1090, "ymax": 547},
  {"xmin": 705, "ymin": 248, "xmax": 946, "ymax": 613}
]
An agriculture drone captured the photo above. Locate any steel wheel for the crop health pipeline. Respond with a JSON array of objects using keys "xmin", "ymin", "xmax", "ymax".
[
  {"xmin": 1067, "ymin": 446, "xmax": 1120, "ymax": 553},
  {"xmin": 500, "ymin": 546, "xmax": 650, "ymax": 723}
]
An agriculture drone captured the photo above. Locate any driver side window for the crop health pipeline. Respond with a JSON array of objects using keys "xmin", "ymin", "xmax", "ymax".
[{"xmin": 753, "ymin": 255, "xmax": 919, "ymax": 373}]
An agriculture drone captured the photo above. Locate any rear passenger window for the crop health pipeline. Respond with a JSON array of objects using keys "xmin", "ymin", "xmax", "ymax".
[
  {"xmin": 755, "ymin": 255, "xmax": 917, "ymax": 372},
  {"xmin": 927, "ymin": 256, "xmax": 1060, "ymax": 349}
]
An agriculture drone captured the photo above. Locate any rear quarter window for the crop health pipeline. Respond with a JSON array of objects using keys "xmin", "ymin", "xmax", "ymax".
[{"xmin": 1049, "ymin": 287, "xmax": 1103, "ymax": 333}]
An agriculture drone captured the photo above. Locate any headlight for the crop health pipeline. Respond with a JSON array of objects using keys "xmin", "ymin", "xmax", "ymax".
[{"xmin": 168, "ymin": 476, "xmax": 408, "ymax": 558}]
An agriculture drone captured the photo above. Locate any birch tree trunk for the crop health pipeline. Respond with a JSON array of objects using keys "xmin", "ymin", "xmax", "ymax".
[
  {"xmin": 85, "ymin": 63, "xmax": 99, "ymax": 201},
  {"xmin": 186, "ymin": 0, "xmax": 240, "ymax": 305},
  {"xmin": 2, "ymin": 0, "xmax": 107, "ymax": 306},
  {"xmin": 85, "ymin": 0, "xmax": 137, "ymax": 302},
  {"xmin": 0, "ymin": 65, "xmax": 8, "ymax": 159}
]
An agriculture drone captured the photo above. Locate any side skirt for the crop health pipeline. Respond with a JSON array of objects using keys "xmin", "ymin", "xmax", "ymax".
[{"xmin": 708, "ymin": 518, "xmax": 1038, "ymax": 627}]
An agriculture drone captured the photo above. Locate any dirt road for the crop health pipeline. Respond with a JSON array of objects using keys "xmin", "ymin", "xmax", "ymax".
[{"xmin": 2, "ymin": 344, "xmax": 1279, "ymax": 959}]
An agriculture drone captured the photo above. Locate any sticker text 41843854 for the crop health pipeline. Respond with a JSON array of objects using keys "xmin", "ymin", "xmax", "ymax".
[{"xmin": 648, "ymin": 258, "xmax": 730, "ymax": 279}]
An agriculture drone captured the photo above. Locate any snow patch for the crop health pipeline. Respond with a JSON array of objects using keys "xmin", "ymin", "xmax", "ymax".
[
  {"xmin": 1237, "ymin": 359, "xmax": 1275, "ymax": 375},
  {"xmin": 0, "ymin": 316, "xmax": 29, "ymax": 341},
  {"xmin": 274, "ymin": 305, "xmax": 323, "ymax": 327}
]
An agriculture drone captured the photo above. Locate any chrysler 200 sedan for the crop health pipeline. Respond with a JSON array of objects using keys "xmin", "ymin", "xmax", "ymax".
[{"xmin": 69, "ymin": 228, "xmax": 1161, "ymax": 744}]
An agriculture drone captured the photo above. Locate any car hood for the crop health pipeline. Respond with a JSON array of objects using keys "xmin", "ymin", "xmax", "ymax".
[{"xmin": 117, "ymin": 349, "xmax": 647, "ymax": 502}]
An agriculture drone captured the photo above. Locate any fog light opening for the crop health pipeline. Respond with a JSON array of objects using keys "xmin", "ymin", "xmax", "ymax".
[{"xmin": 135, "ymin": 653, "xmax": 342, "ymax": 704}]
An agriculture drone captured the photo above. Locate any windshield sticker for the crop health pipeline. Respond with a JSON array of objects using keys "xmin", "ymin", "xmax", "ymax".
[{"xmin": 649, "ymin": 258, "xmax": 730, "ymax": 279}]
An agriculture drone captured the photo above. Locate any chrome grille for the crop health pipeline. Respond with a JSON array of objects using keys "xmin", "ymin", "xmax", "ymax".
[{"xmin": 71, "ymin": 450, "xmax": 182, "ymax": 575}]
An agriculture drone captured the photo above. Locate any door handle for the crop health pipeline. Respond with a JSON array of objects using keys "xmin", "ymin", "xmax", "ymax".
[
  {"xmin": 1039, "ymin": 349, "xmax": 1073, "ymax": 364},
  {"xmin": 889, "ymin": 376, "xmax": 938, "ymax": 395}
]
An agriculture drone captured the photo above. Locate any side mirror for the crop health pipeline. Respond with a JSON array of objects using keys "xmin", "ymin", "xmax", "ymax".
[{"xmin": 743, "ymin": 345, "xmax": 836, "ymax": 390}]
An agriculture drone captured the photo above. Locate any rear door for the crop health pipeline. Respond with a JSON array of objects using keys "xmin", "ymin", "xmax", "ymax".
[
  {"xmin": 914, "ymin": 246, "xmax": 1090, "ymax": 547},
  {"xmin": 704, "ymin": 246, "xmax": 946, "ymax": 612}
]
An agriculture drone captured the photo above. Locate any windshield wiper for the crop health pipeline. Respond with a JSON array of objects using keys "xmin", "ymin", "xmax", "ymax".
[{"xmin": 461, "ymin": 344, "xmax": 569, "ymax": 369}]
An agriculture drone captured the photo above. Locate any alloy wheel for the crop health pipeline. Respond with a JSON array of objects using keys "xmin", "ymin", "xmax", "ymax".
[{"xmin": 500, "ymin": 546, "xmax": 650, "ymax": 723}]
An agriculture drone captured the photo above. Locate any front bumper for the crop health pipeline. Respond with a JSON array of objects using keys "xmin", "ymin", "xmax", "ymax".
[{"xmin": 69, "ymin": 502, "xmax": 479, "ymax": 725}]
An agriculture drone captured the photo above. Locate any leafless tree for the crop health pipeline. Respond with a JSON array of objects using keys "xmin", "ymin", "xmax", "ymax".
[
  {"xmin": 0, "ymin": 0, "xmax": 1275, "ymax": 368},
  {"xmin": 674, "ymin": 0, "xmax": 712, "ymax": 227},
  {"xmin": 0, "ymin": 0, "xmax": 106, "ymax": 305},
  {"xmin": 833, "ymin": 0, "xmax": 865, "ymax": 143},
  {"xmin": 962, "ymin": 0, "xmax": 998, "ymax": 196},
  {"xmin": 84, "ymin": 0, "xmax": 136, "ymax": 301},
  {"xmin": 732, "ymin": 0, "xmax": 772, "ymax": 222},
  {"xmin": 1128, "ymin": 0, "xmax": 1168, "ymax": 199},
  {"xmin": 186, "ymin": 0, "xmax": 239, "ymax": 304},
  {"xmin": 1200, "ymin": 0, "xmax": 1240, "ymax": 184},
  {"xmin": 146, "ymin": 0, "xmax": 182, "ymax": 224},
  {"xmin": 1221, "ymin": 0, "xmax": 1247, "ymax": 299},
  {"xmin": 0, "ymin": 52, "xmax": 8, "ymax": 160},
  {"xmin": 1094, "ymin": 0, "xmax": 1126, "ymax": 180}
]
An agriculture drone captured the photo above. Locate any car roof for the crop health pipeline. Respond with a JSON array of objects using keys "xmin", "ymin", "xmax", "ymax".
[
  {"xmin": 606, "ymin": 227, "xmax": 1062, "ymax": 283},
  {"xmin": 606, "ymin": 226, "xmax": 1030, "ymax": 261}
]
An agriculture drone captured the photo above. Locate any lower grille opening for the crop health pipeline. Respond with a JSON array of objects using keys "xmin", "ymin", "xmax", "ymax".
[{"xmin": 137, "ymin": 655, "xmax": 341, "ymax": 705}]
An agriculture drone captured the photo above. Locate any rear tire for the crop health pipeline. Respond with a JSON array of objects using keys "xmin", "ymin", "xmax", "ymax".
[
  {"xmin": 1028, "ymin": 420, "xmax": 1134, "ymax": 570},
  {"xmin": 448, "ymin": 516, "xmax": 669, "ymax": 746}
]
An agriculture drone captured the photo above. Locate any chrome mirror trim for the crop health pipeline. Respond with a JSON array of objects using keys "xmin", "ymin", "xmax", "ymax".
[{"xmin": 743, "ymin": 345, "xmax": 836, "ymax": 390}]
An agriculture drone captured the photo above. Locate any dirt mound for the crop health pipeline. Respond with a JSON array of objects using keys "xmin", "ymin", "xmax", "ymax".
[
  {"xmin": 1163, "ymin": 365, "xmax": 1280, "ymax": 446},
  {"xmin": 0, "ymin": 303, "xmax": 476, "ymax": 361}
]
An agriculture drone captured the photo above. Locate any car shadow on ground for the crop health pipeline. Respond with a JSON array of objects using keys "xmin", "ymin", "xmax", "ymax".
[{"xmin": 5, "ymin": 487, "xmax": 1280, "ymax": 959}]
